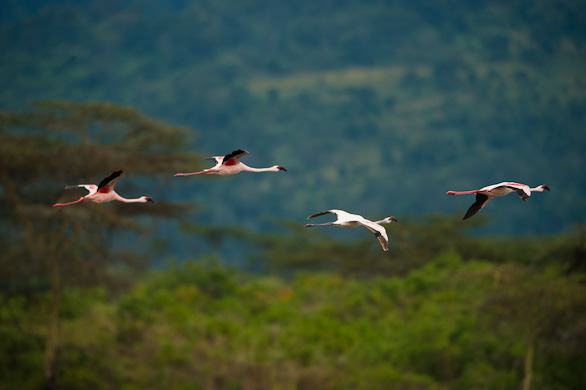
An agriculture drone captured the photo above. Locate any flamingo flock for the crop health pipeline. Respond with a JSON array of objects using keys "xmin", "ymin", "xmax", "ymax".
[{"xmin": 53, "ymin": 149, "xmax": 550, "ymax": 251}]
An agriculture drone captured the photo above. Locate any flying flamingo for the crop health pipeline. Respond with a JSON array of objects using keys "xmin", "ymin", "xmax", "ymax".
[
  {"xmin": 305, "ymin": 209, "xmax": 398, "ymax": 251},
  {"xmin": 174, "ymin": 149, "xmax": 287, "ymax": 177},
  {"xmin": 53, "ymin": 170, "xmax": 154, "ymax": 207},
  {"xmin": 446, "ymin": 181, "xmax": 550, "ymax": 220}
]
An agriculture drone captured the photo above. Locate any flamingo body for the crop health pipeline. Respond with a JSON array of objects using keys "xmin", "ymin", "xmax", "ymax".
[
  {"xmin": 53, "ymin": 170, "xmax": 154, "ymax": 207},
  {"xmin": 305, "ymin": 209, "xmax": 397, "ymax": 251},
  {"xmin": 174, "ymin": 149, "xmax": 287, "ymax": 177},
  {"xmin": 446, "ymin": 182, "xmax": 550, "ymax": 220}
]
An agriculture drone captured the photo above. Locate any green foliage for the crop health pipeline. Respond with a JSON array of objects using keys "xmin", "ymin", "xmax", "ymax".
[
  {"xmin": 0, "ymin": 100, "xmax": 197, "ymax": 388},
  {"xmin": 2, "ymin": 249, "xmax": 585, "ymax": 389}
]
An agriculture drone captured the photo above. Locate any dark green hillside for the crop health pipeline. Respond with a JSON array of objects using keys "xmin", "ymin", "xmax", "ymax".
[{"xmin": 1, "ymin": 0, "xmax": 585, "ymax": 237}]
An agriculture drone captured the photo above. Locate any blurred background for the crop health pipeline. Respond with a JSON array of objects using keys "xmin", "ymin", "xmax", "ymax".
[{"xmin": 1, "ymin": 0, "xmax": 585, "ymax": 389}]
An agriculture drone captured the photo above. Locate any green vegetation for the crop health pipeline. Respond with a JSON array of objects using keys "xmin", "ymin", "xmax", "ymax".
[
  {"xmin": 1, "ymin": 251, "xmax": 585, "ymax": 390},
  {"xmin": 0, "ymin": 101, "xmax": 198, "ymax": 387}
]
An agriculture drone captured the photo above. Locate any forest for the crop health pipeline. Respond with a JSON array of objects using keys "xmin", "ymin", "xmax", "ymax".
[{"xmin": 1, "ymin": 0, "xmax": 586, "ymax": 389}]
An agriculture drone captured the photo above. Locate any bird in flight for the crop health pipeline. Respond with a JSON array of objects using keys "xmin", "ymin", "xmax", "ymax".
[
  {"xmin": 305, "ymin": 209, "xmax": 397, "ymax": 251},
  {"xmin": 174, "ymin": 149, "xmax": 287, "ymax": 177},
  {"xmin": 446, "ymin": 181, "xmax": 550, "ymax": 220},
  {"xmin": 53, "ymin": 170, "xmax": 154, "ymax": 207}
]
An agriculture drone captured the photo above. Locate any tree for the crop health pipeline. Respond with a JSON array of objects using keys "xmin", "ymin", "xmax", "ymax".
[
  {"xmin": 483, "ymin": 264, "xmax": 586, "ymax": 390},
  {"xmin": 0, "ymin": 101, "xmax": 197, "ymax": 389}
]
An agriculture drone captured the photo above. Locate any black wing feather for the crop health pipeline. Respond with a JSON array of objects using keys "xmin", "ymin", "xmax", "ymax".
[
  {"xmin": 222, "ymin": 149, "xmax": 248, "ymax": 162},
  {"xmin": 97, "ymin": 170, "xmax": 124, "ymax": 191},
  {"xmin": 463, "ymin": 194, "xmax": 489, "ymax": 220},
  {"xmin": 511, "ymin": 188, "xmax": 530, "ymax": 201}
]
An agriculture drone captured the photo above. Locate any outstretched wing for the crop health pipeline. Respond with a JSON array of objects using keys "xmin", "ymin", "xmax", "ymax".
[
  {"xmin": 358, "ymin": 220, "xmax": 389, "ymax": 251},
  {"xmin": 97, "ymin": 170, "xmax": 124, "ymax": 193},
  {"xmin": 463, "ymin": 193, "xmax": 491, "ymax": 220},
  {"xmin": 64, "ymin": 184, "xmax": 98, "ymax": 196},
  {"xmin": 306, "ymin": 210, "xmax": 336, "ymax": 220},
  {"xmin": 221, "ymin": 149, "xmax": 249, "ymax": 166}
]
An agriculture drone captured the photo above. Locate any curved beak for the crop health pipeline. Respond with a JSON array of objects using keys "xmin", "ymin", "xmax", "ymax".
[
  {"xmin": 146, "ymin": 197, "xmax": 155, "ymax": 203},
  {"xmin": 278, "ymin": 166, "xmax": 287, "ymax": 172}
]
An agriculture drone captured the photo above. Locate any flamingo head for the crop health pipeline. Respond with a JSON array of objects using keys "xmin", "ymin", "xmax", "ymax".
[
  {"xmin": 381, "ymin": 216, "xmax": 398, "ymax": 224},
  {"xmin": 144, "ymin": 196, "xmax": 155, "ymax": 203},
  {"xmin": 275, "ymin": 165, "xmax": 287, "ymax": 172},
  {"xmin": 540, "ymin": 185, "xmax": 550, "ymax": 191}
]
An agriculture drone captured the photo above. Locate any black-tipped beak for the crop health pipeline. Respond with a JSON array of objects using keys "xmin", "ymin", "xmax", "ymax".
[
  {"xmin": 278, "ymin": 166, "xmax": 287, "ymax": 172},
  {"xmin": 544, "ymin": 185, "xmax": 550, "ymax": 191},
  {"xmin": 390, "ymin": 216, "xmax": 398, "ymax": 222},
  {"xmin": 146, "ymin": 197, "xmax": 155, "ymax": 203}
]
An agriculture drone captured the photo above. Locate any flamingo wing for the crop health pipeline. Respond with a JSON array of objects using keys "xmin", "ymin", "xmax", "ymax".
[
  {"xmin": 64, "ymin": 184, "xmax": 98, "ymax": 196},
  {"xmin": 357, "ymin": 220, "xmax": 389, "ymax": 251},
  {"xmin": 463, "ymin": 193, "xmax": 491, "ymax": 220},
  {"xmin": 502, "ymin": 183, "xmax": 531, "ymax": 200},
  {"xmin": 510, "ymin": 188, "xmax": 530, "ymax": 201},
  {"xmin": 97, "ymin": 170, "xmax": 124, "ymax": 193},
  {"xmin": 221, "ymin": 149, "xmax": 249, "ymax": 166},
  {"xmin": 307, "ymin": 210, "xmax": 336, "ymax": 220}
]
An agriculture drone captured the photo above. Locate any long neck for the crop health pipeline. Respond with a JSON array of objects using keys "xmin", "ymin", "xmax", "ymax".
[
  {"xmin": 240, "ymin": 163, "xmax": 279, "ymax": 173},
  {"xmin": 114, "ymin": 194, "xmax": 148, "ymax": 203},
  {"xmin": 529, "ymin": 186, "xmax": 546, "ymax": 192}
]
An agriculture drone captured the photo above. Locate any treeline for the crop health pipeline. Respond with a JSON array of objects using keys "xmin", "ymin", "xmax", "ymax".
[{"xmin": 2, "ymin": 247, "xmax": 585, "ymax": 389}]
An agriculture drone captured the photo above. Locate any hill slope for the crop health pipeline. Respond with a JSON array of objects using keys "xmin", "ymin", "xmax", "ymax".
[{"xmin": 1, "ymin": 0, "xmax": 585, "ymax": 237}]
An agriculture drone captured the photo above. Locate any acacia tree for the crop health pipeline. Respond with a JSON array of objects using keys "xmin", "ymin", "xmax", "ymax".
[{"xmin": 0, "ymin": 101, "xmax": 199, "ymax": 389}]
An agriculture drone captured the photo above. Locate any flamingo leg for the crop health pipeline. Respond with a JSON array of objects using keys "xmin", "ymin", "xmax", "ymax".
[
  {"xmin": 53, "ymin": 198, "xmax": 85, "ymax": 207},
  {"xmin": 174, "ymin": 170, "xmax": 219, "ymax": 177},
  {"xmin": 446, "ymin": 190, "xmax": 480, "ymax": 195},
  {"xmin": 305, "ymin": 222, "xmax": 335, "ymax": 227}
]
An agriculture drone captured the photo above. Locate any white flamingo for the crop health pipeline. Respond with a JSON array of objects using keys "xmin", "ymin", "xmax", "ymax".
[
  {"xmin": 53, "ymin": 170, "xmax": 154, "ymax": 207},
  {"xmin": 174, "ymin": 149, "xmax": 287, "ymax": 177},
  {"xmin": 446, "ymin": 181, "xmax": 550, "ymax": 220},
  {"xmin": 305, "ymin": 209, "xmax": 397, "ymax": 251}
]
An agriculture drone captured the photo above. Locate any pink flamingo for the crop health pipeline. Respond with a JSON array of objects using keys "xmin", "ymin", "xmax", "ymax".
[
  {"xmin": 305, "ymin": 209, "xmax": 397, "ymax": 251},
  {"xmin": 53, "ymin": 170, "xmax": 154, "ymax": 207},
  {"xmin": 446, "ymin": 182, "xmax": 550, "ymax": 220},
  {"xmin": 174, "ymin": 149, "xmax": 287, "ymax": 177}
]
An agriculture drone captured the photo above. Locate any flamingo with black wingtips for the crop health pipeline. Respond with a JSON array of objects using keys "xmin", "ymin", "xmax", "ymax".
[
  {"xmin": 53, "ymin": 170, "xmax": 154, "ymax": 207},
  {"xmin": 446, "ymin": 181, "xmax": 550, "ymax": 220},
  {"xmin": 173, "ymin": 149, "xmax": 287, "ymax": 177},
  {"xmin": 305, "ymin": 209, "xmax": 398, "ymax": 251}
]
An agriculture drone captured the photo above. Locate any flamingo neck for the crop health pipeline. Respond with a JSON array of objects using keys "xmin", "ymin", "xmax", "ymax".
[
  {"xmin": 373, "ymin": 217, "xmax": 396, "ymax": 225},
  {"xmin": 115, "ymin": 194, "xmax": 148, "ymax": 203},
  {"xmin": 240, "ymin": 164, "xmax": 279, "ymax": 173}
]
